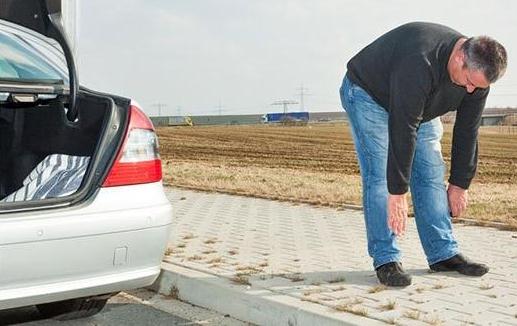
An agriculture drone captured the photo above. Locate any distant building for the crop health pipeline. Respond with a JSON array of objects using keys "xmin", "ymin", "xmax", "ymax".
[
  {"xmin": 481, "ymin": 114, "xmax": 506, "ymax": 126},
  {"xmin": 191, "ymin": 114, "xmax": 263, "ymax": 126},
  {"xmin": 150, "ymin": 116, "xmax": 193, "ymax": 127},
  {"xmin": 441, "ymin": 108, "xmax": 517, "ymax": 126},
  {"xmin": 151, "ymin": 114, "xmax": 263, "ymax": 126}
]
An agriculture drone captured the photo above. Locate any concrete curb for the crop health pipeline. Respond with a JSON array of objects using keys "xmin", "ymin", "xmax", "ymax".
[{"xmin": 150, "ymin": 262, "xmax": 383, "ymax": 326}]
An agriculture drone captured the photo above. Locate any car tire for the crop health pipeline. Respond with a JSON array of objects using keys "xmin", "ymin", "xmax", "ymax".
[{"xmin": 36, "ymin": 294, "xmax": 113, "ymax": 320}]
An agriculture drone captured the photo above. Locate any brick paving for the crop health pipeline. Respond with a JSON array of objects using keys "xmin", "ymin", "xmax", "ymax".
[{"xmin": 164, "ymin": 187, "xmax": 517, "ymax": 325}]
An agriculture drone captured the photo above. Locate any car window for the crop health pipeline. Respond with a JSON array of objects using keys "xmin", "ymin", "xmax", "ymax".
[{"xmin": 0, "ymin": 29, "xmax": 66, "ymax": 83}]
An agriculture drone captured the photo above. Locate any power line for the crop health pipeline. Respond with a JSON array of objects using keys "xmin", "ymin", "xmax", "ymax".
[
  {"xmin": 216, "ymin": 100, "xmax": 224, "ymax": 116},
  {"xmin": 151, "ymin": 103, "xmax": 167, "ymax": 116},
  {"xmin": 296, "ymin": 83, "xmax": 310, "ymax": 112},
  {"xmin": 207, "ymin": 100, "xmax": 229, "ymax": 115},
  {"xmin": 271, "ymin": 99, "xmax": 298, "ymax": 115}
]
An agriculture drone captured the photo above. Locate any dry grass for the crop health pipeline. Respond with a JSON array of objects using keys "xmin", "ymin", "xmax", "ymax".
[
  {"xmin": 165, "ymin": 248, "xmax": 183, "ymax": 258},
  {"xmin": 404, "ymin": 309, "xmax": 422, "ymax": 320},
  {"xmin": 207, "ymin": 257, "xmax": 224, "ymax": 264},
  {"xmin": 368, "ymin": 284, "xmax": 387, "ymax": 293},
  {"xmin": 182, "ymin": 233, "xmax": 195, "ymax": 240},
  {"xmin": 235, "ymin": 265, "xmax": 263, "ymax": 274},
  {"xmin": 168, "ymin": 286, "xmax": 179, "ymax": 300},
  {"xmin": 204, "ymin": 238, "xmax": 218, "ymax": 245},
  {"xmin": 186, "ymin": 255, "xmax": 204, "ymax": 261},
  {"xmin": 380, "ymin": 299, "xmax": 397, "ymax": 311},
  {"xmin": 432, "ymin": 282, "xmax": 448, "ymax": 290},
  {"xmin": 320, "ymin": 297, "xmax": 335, "ymax": 302},
  {"xmin": 415, "ymin": 286, "xmax": 427, "ymax": 293},
  {"xmin": 166, "ymin": 162, "xmax": 362, "ymax": 207},
  {"xmin": 332, "ymin": 286, "xmax": 346, "ymax": 292},
  {"xmin": 301, "ymin": 297, "xmax": 321, "ymax": 304},
  {"xmin": 334, "ymin": 303, "xmax": 368, "ymax": 317},
  {"xmin": 230, "ymin": 274, "xmax": 251, "ymax": 286},
  {"xmin": 284, "ymin": 273, "xmax": 305, "ymax": 282},
  {"xmin": 348, "ymin": 297, "xmax": 364, "ymax": 305},
  {"xmin": 303, "ymin": 289, "xmax": 325, "ymax": 296},
  {"xmin": 466, "ymin": 182, "xmax": 517, "ymax": 226},
  {"xmin": 480, "ymin": 283, "xmax": 494, "ymax": 290},
  {"xmin": 423, "ymin": 314, "xmax": 444, "ymax": 325},
  {"xmin": 159, "ymin": 124, "xmax": 517, "ymax": 226}
]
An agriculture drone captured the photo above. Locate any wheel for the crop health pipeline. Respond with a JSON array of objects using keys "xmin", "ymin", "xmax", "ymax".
[{"xmin": 36, "ymin": 294, "xmax": 113, "ymax": 320}]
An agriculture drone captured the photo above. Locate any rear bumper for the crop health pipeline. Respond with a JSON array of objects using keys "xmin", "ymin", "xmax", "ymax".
[
  {"xmin": 0, "ymin": 182, "xmax": 172, "ymax": 310},
  {"xmin": 0, "ymin": 266, "xmax": 160, "ymax": 310}
]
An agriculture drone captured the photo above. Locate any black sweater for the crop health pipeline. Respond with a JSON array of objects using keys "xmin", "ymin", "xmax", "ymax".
[{"xmin": 347, "ymin": 22, "xmax": 488, "ymax": 194}]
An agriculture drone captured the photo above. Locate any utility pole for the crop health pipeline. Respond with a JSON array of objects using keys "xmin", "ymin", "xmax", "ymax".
[
  {"xmin": 176, "ymin": 106, "xmax": 182, "ymax": 116},
  {"xmin": 217, "ymin": 100, "xmax": 223, "ymax": 116},
  {"xmin": 152, "ymin": 103, "xmax": 167, "ymax": 117},
  {"xmin": 271, "ymin": 100, "xmax": 298, "ymax": 116},
  {"xmin": 296, "ymin": 83, "xmax": 310, "ymax": 112}
]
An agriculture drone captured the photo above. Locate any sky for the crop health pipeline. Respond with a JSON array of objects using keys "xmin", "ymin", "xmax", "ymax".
[{"xmin": 77, "ymin": 0, "xmax": 517, "ymax": 117}]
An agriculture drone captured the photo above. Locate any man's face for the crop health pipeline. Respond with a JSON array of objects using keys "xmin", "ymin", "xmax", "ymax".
[{"xmin": 455, "ymin": 66, "xmax": 490, "ymax": 93}]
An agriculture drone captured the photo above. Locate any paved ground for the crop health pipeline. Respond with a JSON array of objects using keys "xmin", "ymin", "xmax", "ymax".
[
  {"xmin": 160, "ymin": 187, "xmax": 517, "ymax": 325},
  {"xmin": 0, "ymin": 289, "xmax": 248, "ymax": 325}
]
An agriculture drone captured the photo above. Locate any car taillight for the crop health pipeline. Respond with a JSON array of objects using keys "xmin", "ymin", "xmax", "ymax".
[{"xmin": 102, "ymin": 104, "xmax": 162, "ymax": 187}]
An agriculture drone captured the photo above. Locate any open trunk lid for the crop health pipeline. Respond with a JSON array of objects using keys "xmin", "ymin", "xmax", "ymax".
[{"xmin": 0, "ymin": 0, "xmax": 78, "ymax": 121}]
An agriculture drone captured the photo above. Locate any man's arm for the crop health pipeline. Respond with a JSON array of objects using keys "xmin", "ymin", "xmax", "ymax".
[
  {"xmin": 387, "ymin": 59, "xmax": 433, "ymax": 194},
  {"xmin": 387, "ymin": 59, "xmax": 432, "ymax": 235},
  {"xmin": 449, "ymin": 87, "xmax": 489, "ymax": 189}
]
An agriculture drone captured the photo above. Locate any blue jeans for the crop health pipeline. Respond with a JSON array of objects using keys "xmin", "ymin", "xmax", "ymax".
[{"xmin": 339, "ymin": 76, "xmax": 458, "ymax": 268}]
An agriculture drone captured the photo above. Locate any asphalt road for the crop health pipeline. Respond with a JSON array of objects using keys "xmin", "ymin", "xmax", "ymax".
[{"xmin": 0, "ymin": 289, "xmax": 248, "ymax": 326}]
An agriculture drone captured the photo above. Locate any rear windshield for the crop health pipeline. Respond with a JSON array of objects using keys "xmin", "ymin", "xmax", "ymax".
[{"xmin": 0, "ymin": 28, "xmax": 66, "ymax": 83}]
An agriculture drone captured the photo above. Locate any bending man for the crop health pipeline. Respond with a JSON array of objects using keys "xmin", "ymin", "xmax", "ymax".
[{"xmin": 339, "ymin": 22, "xmax": 507, "ymax": 286}]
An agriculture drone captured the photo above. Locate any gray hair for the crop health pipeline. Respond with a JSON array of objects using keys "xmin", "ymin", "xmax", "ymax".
[{"xmin": 462, "ymin": 36, "xmax": 507, "ymax": 83}]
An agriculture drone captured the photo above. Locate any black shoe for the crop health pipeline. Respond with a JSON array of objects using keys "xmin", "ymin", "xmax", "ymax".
[
  {"xmin": 375, "ymin": 262, "xmax": 412, "ymax": 287},
  {"xmin": 429, "ymin": 254, "xmax": 489, "ymax": 276}
]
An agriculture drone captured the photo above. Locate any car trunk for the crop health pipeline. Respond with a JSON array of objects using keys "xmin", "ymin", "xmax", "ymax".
[
  {"xmin": 0, "ymin": 1, "xmax": 136, "ymax": 208},
  {"xmin": 0, "ymin": 90, "xmax": 130, "ymax": 207}
]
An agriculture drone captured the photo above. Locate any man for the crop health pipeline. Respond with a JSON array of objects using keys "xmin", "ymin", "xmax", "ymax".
[{"xmin": 339, "ymin": 22, "xmax": 507, "ymax": 287}]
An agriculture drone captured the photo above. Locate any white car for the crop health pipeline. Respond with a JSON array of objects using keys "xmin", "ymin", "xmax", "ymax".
[{"xmin": 0, "ymin": 0, "xmax": 172, "ymax": 320}]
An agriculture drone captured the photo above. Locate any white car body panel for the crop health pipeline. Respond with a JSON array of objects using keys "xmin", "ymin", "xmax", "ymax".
[{"xmin": 0, "ymin": 182, "xmax": 172, "ymax": 310}]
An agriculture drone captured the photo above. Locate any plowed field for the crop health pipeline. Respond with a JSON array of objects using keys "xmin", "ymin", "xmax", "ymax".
[{"xmin": 158, "ymin": 123, "xmax": 517, "ymax": 227}]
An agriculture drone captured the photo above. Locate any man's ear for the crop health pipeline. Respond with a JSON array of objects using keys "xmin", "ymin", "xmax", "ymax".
[{"xmin": 456, "ymin": 49, "xmax": 466, "ymax": 66}]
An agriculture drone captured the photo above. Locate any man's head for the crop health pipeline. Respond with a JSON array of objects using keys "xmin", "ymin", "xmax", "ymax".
[{"xmin": 449, "ymin": 36, "xmax": 507, "ymax": 93}]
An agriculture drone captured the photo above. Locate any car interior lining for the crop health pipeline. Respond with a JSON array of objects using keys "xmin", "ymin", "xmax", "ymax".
[{"xmin": 0, "ymin": 95, "xmax": 110, "ymax": 200}]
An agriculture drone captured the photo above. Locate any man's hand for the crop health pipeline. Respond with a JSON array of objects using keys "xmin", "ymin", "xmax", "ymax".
[
  {"xmin": 448, "ymin": 184, "xmax": 468, "ymax": 217},
  {"xmin": 388, "ymin": 193, "xmax": 408, "ymax": 236}
]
